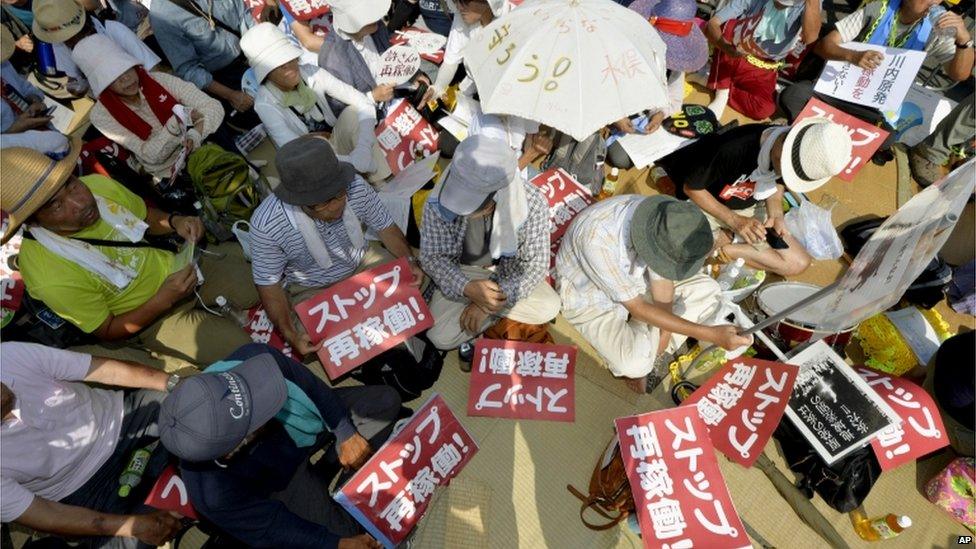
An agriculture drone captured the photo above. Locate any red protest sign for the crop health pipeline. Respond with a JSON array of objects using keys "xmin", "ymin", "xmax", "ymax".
[
  {"xmin": 294, "ymin": 258, "xmax": 433, "ymax": 380},
  {"xmin": 467, "ymin": 338, "xmax": 576, "ymax": 422},
  {"xmin": 336, "ymin": 394, "xmax": 478, "ymax": 548},
  {"xmin": 390, "ymin": 27, "xmax": 446, "ymax": 65},
  {"xmin": 375, "ymin": 102, "xmax": 439, "ymax": 176},
  {"xmin": 280, "ymin": 0, "xmax": 330, "ymax": 20},
  {"xmin": 684, "ymin": 358, "xmax": 798, "ymax": 467},
  {"xmin": 143, "ymin": 464, "xmax": 199, "ymax": 520},
  {"xmin": 530, "ymin": 168, "xmax": 594, "ymax": 244},
  {"xmin": 245, "ymin": 306, "xmax": 302, "ymax": 361},
  {"xmin": 615, "ymin": 407, "xmax": 751, "ymax": 549},
  {"xmin": 795, "ymin": 98, "xmax": 889, "ymax": 182},
  {"xmin": 858, "ymin": 367, "xmax": 949, "ymax": 471}
]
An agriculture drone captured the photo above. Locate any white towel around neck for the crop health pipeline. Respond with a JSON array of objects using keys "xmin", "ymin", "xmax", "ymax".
[
  {"xmin": 750, "ymin": 126, "xmax": 792, "ymax": 201},
  {"xmin": 283, "ymin": 200, "xmax": 365, "ymax": 270},
  {"xmin": 489, "ymin": 175, "xmax": 528, "ymax": 259}
]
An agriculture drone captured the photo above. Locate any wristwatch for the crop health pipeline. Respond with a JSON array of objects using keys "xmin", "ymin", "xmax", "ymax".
[
  {"xmin": 165, "ymin": 373, "xmax": 181, "ymax": 393},
  {"xmin": 956, "ymin": 39, "xmax": 974, "ymax": 49}
]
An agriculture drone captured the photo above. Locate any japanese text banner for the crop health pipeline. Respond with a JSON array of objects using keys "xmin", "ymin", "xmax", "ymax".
[
  {"xmin": 614, "ymin": 407, "xmax": 751, "ymax": 549},
  {"xmin": 857, "ymin": 367, "xmax": 949, "ymax": 471},
  {"xmin": 795, "ymin": 98, "xmax": 889, "ymax": 182},
  {"xmin": 336, "ymin": 394, "xmax": 479, "ymax": 548},
  {"xmin": 684, "ymin": 357, "xmax": 799, "ymax": 467},
  {"xmin": 529, "ymin": 168, "xmax": 594, "ymax": 244},
  {"xmin": 467, "ymin": 338, "xmax": 576, "ymax": 422},
  {"xmin": 244, "ymin": 305, "xmax": 302, "ymax": 361},
  {"xmin": 375, "ymin": 101, "xmax": 439, "ymax": 176},
  {"xmin": 814, "ymin": 43, "xmax": 925, "ymax": 113},
  {"xmin": 294, "ymin": 258, "xmax": 433, "ymax": 379}
]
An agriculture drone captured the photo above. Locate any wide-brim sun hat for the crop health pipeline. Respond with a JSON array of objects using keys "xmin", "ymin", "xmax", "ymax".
[
  {"xmin": 1, "ymin": 26, "xmax": 15, "ymax": 63},
  {"xmin": 781, "ymin": 117, "xmax": 853, "ymax": 193},
  {"xmin": 438, "ymin": 134, "xmax": 517, "ymax": 216},
  {"xmin": 630, "ymin": 195, "xmax": 714, "ymax": 281},
  {"xmin": 0, "ymin": 138, "xmax": 83, "ymax": 243},
  {"xmin": 240, "ymin": 22, "xmax": 304, "ymax": 83},
  {"xmin": 649, "ymin": 0, "xmax": 709, "ymax": 73},
  {"xmin": 70, "ymin": 34, "xmax": 141, "ymax": 97},
  {"xmin": 32, "ymin": 0, "xmax": 86, "ymax": 44},
  {"xmin": 158, "ymin": 353, "xmax": 288, "ymax": 463},
  {"xmin": 330, "ymin": 0, "xmax": 391, "ymax": 35},
  {"xmin": 273, "ymin": 135, "xmax": 357, "ymax": 206}
]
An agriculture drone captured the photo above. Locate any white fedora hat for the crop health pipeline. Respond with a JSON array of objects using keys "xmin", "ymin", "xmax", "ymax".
[
  {"xmin": 240, "ymin": 22, "xmax": 304, "ymax": 83},
  {"xmin": 781, "ymin": 117, "xmax": 853, "ymax": 193}
]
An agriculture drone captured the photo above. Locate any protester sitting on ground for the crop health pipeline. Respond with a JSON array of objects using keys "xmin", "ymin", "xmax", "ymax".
[
  {"xmin": 1, "ymin": 342, "xmax": 183, "ymax": 548},
  {"xmin": 698, "ymin": 0, "xmax": 821, "ymax": 120},
  {"xmin": 656, "ymin": 118, "xmax": 852, "ymax": 276},
  {"xmin": 609, "ymin": 0, "xmax": 709, "ymax": 170},
  {"xmin": 249, "ymin": 136, "xmax": 421, "ymax": 356},
  {"xmin": 159, "ymin": 343, "xmax": 398, "ymax": 549},
  {"xmin": 0, "ymin": 26, "xmax": 69, "ymax": 155},
  {"xmin": 1, "ymin": 145, "xmax": 257, "ymax": 366},
  {"xmin": 909, "ymin": 91, "xmax": 974, "ymax": 187},
  {"xmin": 71, "ymin": 35, "xmax": 222, "ymax": 183},
  {"xmin": 420, "ymin": 135, "xmax": 560, "ymax": 352},
  {"xmin": 31, "ymin": 0, "xmax": 159, "ymax": 96},
  {"xmin": 149, "ymin": 0, "xmax": 259, "ymax": 130},
  {"xmin": 778, "ymin": 0, "xmax": 974, "ymax": 124},
  {"xmin": 556, "ymin": 195, "xmax": 753, "ymax": 394},
  {"xmin": 76, "ymin": 0, "xmax": 149, "ymax": 34},
  {"xmin": 241, "ymin": 22, "xmax": 389, "ymax": 179}
]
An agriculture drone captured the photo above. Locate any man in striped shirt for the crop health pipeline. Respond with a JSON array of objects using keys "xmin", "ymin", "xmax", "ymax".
[
  {"xmin": 249, "ymin": 136, "xmax": 421, "ymax": 356},
  {"xmin": 419, "ymin": 135, "xmax": 560, "ymax": 352}
]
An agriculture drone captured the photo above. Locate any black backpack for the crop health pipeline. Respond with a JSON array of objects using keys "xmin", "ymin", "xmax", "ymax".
[{"xmin": 348, "ymin": 333, "xmax": 444, "ymax": 402}]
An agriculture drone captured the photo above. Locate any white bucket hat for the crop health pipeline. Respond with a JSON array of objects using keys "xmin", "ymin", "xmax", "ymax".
[
  {"xmin": 781, "ymin": 117, "xmax": 853, "ymax": 193},
  {"xmin": 330, "ymin": 0, "xmax": 391, "ymax": 35},
  {"xmin": 71, "ymin": 34, "xmax": 140, "ymax": 97},
  {"xmin": 240, "ymin": 22, "xmax": 304, "ymax": 83},
  {"xmin": 438, "ymin": 134, "xmax": 518, "ymax": 215}
]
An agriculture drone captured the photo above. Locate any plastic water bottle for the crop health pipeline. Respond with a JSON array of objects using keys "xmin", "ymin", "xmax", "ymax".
[
  {"xmin": 928, "ymin": 5, "xmax": 956, "ymax": 41},
  {"xmin": 118, "ymin": 441, "xmax": 158, "ymax": 497},
  {"xmin": 717, "ymin": 258, "xmax": 746, "ymax": 291},
  {"xmin": 215, "ymin": 295, "xmax": 249, "ymax": 327}
]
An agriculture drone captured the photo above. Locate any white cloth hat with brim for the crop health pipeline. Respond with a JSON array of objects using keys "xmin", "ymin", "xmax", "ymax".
[
  {"xmin": 438, "ymin": 134, "xmax": 518, "ymax": 216},
  {"xmin": 241, "ymin": 22, "xmax": 304, "ymax": 83},
  {"xmin": 330, "ymin": 0, "xmax": 391, "ymax": 35},
  {"xmin": 780, "ymin": 117, "xmax": 853, "ymax": 193},
  {"xmin": 71, "ymin": 34, "xmax": 140, "ymax": 97}
]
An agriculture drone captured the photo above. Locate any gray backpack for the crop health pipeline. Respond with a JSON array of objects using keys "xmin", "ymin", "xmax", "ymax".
[{"xmin": 542, "ymin": 131, "xmax": 608, "ymax": 195}]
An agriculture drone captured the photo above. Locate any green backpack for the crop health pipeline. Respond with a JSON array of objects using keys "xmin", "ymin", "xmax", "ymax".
[{"xmin": 187, "ymin": 144, "xmax": 267, "ymax": 241}]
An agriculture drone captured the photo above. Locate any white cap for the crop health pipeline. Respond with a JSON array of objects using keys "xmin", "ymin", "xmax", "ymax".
[
  {"xmin": 240, "ymin": 22, "xmax": 304, "ymax": 83},
  {"xmin": 897, "ymin": 516, "xmax": 912, "ymax": 529}
]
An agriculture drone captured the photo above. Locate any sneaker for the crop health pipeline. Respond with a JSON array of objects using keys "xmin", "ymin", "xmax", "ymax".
[{"xmin": 908, "ymin": 146, "xmax": 948, "ymax": 188}]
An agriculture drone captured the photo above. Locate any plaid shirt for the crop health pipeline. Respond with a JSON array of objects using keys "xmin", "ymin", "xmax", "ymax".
[{"xmin": 419, "ymin": 180, "xmax": 550, "ymax": 303}]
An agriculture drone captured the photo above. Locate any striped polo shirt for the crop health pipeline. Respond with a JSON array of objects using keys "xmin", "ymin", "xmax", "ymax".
[{"xmin": 249, "ymin": 177, "xmax": 394, "ymax": 288}]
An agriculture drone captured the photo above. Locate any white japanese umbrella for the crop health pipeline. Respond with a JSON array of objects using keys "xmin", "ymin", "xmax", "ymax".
[{"xmin": 462, "ymin": 0, "xmax": 670, "ymax": 141}]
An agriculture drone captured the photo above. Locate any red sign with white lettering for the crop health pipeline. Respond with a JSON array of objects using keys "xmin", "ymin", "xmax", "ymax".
[
  {"xmin": 795, "ymin": 98, "xmax": 889, "ymax": 182},
  {"xmin": 294, "ymin": 258, "xmax": 433, "ymax": 380},
  {"xmin": 684, "ymin": 358, "xmax": 798, "ymax": 467},
  {"xmin": 529, "ymin": 168, "xmax": 594, "ymax": 244},
  {"xmin": 857, "ymin": 367, "xmax": 949, "ymax": 471},
  {"xmin": 466, "ymin": 339, "xmax": 576, "ymax": 422},
  {"xmin": 281, "ymin": 0, "xmax": 330, "ymax": 20},
  {"xmin": 375, "ymin": 102, "xmax": 439, "ymax": 176},
  {"xmin": 244, "ymin": 306, "xmax": 302, "ymax": 361},
  {"xmin": 615, "ymin": 407, "xmax": 750, "ymax": 549},
  {"xmin": 336, "ymin": 394, "xmax": 478, "ymax": 549},
  {"xmin": 143, "ymin": 464, "xmax": 199, "ymax": 520}
]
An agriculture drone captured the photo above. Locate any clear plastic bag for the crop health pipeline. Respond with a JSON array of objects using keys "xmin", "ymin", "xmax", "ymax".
[{"xmin": 784, "ymin": 199, "xmax": 844, "ymax": 260}]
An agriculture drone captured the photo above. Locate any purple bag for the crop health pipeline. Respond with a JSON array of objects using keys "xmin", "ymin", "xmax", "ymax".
[{"xmin": 925, "ymin": 457, "xmax": 975, "ymax": 532}]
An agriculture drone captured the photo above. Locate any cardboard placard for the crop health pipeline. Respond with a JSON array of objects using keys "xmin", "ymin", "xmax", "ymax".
[
  {"xmin": 375, "ymin": 101, "xmax": 439, "ymax": 176},
  {"xmin": 814, "ymin": 43, "xmax": 925, "ymax": 113},
  {"xmin": 143, "ymin": 464, "xmax": 199, "ymax": 520},
  {"xmin": 390, "ymin": 27, "xmax": 446, "ymax": 65},
  {"xmin": 794, "ymin": 98, "xmax": 889, "ymax": 181},
  {"xmin": 244, "ymin": 305, "xmax": 302, "ymax": 360}
]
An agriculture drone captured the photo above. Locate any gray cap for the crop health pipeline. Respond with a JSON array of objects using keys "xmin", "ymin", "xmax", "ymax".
[
  {"xmin": 630, "ymin": 196, "xmax": 714, "ymax": 280},
  {"xmin": 438, "ymin": 134, "xmax": 517, "ymax": 216},
  {"xmin": 158, "ymin": 353, "xmax": 287, "ymax": 462},
  {"xmin": 274, "ymin": 135, "xmax": 357, "ymax": 206}
]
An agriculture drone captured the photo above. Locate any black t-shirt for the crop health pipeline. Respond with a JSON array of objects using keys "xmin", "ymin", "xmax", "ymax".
[{"xmin": 657, "ymin": 123, "xmax": 772, "ymax": 211}]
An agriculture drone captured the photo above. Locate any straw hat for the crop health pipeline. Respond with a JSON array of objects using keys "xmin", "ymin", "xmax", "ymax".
[
  {"xmin": 240, "ymin": 22, "xmax": 304, "ymax": 83},
  {"xmin": 330, "ymin": 0, "xmax": 391, "ymax": 35},
  {"xmin": 1, "ymin": 26, "xmax": 15, "ymax": 63},
  {"xmin": 1, "ymin": 138, "xmax": 83, "ymax": 242},
  {"xmin": 71, "ymin": 34, "xmax": 140, "ymax": 96},
  {"xmin": 32, "ymin": 0, "xmax": 86, "ymax": 44},
  {"xmin": 780, "ymin": 117, "xmax": 853, "ymax": 193}
]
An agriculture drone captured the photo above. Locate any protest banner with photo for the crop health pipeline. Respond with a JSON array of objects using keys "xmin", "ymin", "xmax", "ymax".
[
  {"xmin": 858, "ymin": 367, "xmax": 949, "ymax": 471},
  {"xmin": 244, "ymin": 306, "xmax": 302, "ymax": 360},
  {"xmin": 814, "ymin": 43, "xmax": 926, "ymax": 113},
  {"xmin": 294, "ymin": 258, "xmax": 433, "ymax": 380},
  {"xmin": 143, "ymin": 465, "xmax": 199, "ymax": 520},
  {"xmin": 684, "ymin": 358, "xmax": 798, "ymax": 467},
  {"xmin": 375, "ymin": 101, "xmax": 440, "ymax": 176},
  {"xmin": 883, "ymin": 84, "xmax": 958, "ymax": 147},
  {"xmin": 390, "ymin": 27, "xmax": 447, "ymax": 64},
  {"xmin": 615, "ymin": 407, "xmax": 751, "ymax": 549},
  {"xmin": 467, "ymin": 339, "xmax": 576, "ymax": 422},
  {"xmin": 376, "ymin": 45, "xmax": 422, "ymax": 86},
  {"xmin": 815, "ymin": 160, "xmax": 974, "ymax": 332},
  {"xmin": 784, "ymin": 341, "xmax": 899, "ymax": 465},
  {"xmin": 795, "ymin": 98, "xmax": 889, "ymax": 182},
  {"xmin": 336, "ymin": 394, "xmax": 478, "ymax": 549}
]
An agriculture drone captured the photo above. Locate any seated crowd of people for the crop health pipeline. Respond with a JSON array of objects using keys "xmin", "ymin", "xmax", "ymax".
[{"xmin": 0, "ymin": 0, "xmax": 972, "ymax": 546}]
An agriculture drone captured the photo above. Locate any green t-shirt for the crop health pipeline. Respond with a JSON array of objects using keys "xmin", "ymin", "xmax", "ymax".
[{"xmin": 20, "ymin": 175, "xmax": 175, "ymax": 333}]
